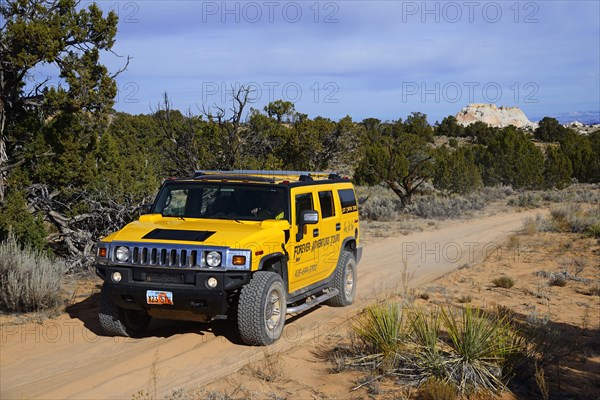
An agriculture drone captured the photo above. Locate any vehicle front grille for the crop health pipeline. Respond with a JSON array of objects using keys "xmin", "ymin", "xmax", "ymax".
[
  {"xmin": 108, "ymin": 242, "xmax": 251, "ymax": 271},
  {"xmin": 116, "ymin": 243, "xmax": 204, "ymax": 268},
  {"xmin": 146, "ymin": 272, "xmax": 185, "ymax": 284}
]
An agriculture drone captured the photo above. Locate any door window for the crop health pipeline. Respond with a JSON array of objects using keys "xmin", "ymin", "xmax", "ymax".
[
  {"xmin": 318, "ymin": 191, "xmax": 335, "ymax": 218},
  {"xmin": 295, "ymin": 193, "xmax": 314, "ymax": 223}
]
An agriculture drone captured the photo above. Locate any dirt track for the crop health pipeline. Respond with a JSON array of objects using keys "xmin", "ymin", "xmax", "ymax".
[{"xmin": 0, "ymin": 210, "xmax": 542, "ymax": 399}]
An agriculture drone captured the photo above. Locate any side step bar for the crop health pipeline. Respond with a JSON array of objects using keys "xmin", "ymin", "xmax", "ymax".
[{"xmin": 287, "ymin": 289, "xmax": 339, "ymax": 314}]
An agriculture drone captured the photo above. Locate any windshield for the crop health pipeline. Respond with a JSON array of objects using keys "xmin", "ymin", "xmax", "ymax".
[{"xmin": 152, "ymin": 183, "xmax": 290, "ymax": 221}]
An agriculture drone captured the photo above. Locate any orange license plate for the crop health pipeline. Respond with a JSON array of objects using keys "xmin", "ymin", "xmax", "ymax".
[{"xmin": 146, "ymin": 290, "xmax": 173, "ymax": 305}]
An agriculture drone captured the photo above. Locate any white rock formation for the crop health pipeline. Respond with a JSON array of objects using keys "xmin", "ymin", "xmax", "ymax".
[{"xmin": 455, "ymin": 103, "xmax": 538, "ymax": 130}]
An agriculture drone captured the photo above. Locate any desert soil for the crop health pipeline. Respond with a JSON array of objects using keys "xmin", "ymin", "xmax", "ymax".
[{"xmin": 2, "ymin": 208, "xmax": 596, "ymax": 399}]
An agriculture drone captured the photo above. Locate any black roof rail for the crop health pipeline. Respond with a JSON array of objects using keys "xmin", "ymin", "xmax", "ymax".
[
  {"xmin": 192, "ymin": 170, "xmax": 347, "ymax": 182},
  {"xmin": 193, "ymin": 172, "xmax": 275, "ymax": 183}
]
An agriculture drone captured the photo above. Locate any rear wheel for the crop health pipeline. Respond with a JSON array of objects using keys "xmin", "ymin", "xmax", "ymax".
[
  {"xmin": 237, "ymin": 272, "xmax": 286, "ymax": 345},
  {"xmin": 325, "ymin": 250, "xmax": 357, "ymax": 307},
  {"xmin": 98, "ymin": 285, "xmax": 151, "ymax": 337}
]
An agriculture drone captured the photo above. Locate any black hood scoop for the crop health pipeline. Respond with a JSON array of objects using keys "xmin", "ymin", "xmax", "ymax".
[{"xmin": 142, "ymin": 229, "xmax": 216, "ymax": 242}]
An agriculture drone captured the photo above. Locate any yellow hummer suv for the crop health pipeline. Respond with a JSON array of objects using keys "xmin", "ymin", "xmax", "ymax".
[{"xmin": 96, "ymin": 171, "xmax": 361, "ymax": 345}]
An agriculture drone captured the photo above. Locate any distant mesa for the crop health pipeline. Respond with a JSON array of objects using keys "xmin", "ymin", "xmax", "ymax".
[
  {"xmin": 548, "ymin": 111, "xmax": 600, "ymax": 126},
  {"xmin": 455, "ymin": 103, "xmax": 537, "ymax": 130}
]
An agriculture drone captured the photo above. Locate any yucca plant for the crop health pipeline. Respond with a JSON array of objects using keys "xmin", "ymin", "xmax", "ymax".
[
  {"xmin": 440, "ymin": 306, "xmax": 518, "ymax": 395},
  {"xmin": 352, "ymin": 302, "xmax": 405, "ymax": 359},
  {"xmin": 409, "ymin": 308, "xmax": 446, "ymax": 378},
  {"xmin": 410, "ymin": 307, "xmax": 441, "ymax": 350}
]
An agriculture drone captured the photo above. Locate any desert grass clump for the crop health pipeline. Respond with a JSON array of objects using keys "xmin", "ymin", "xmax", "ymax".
[
  {"xmin": 492, "ymin": 276, "xmax": 515, "ymax": 289},
  {"xmin": 417, "ymin": 378, "xmax": 457, "ymax": 400},
  {"xmin": 458, "ymin": 294, "xmax": 473, "ymax": 303},
  {"xmin": 548, "ymin": 273, "xmax": 568, "ymax": 287},
  {"xmin": 0, "ymin": 234, "xmax": 67, "ymax": 312},
  {"xmin": 588, "ymin": 284, "xmax": 600, "ymax": 297},
  {"xmin": 586, "ymin": 222, "xmax": 600, "ymax": 238},
  {"xmin": 522, "ymin": 214, "xmax": 549, "ymax": 235},
  {"xmin": 248, "ymin": 351, "xmax": 284, "ymax": 382}
]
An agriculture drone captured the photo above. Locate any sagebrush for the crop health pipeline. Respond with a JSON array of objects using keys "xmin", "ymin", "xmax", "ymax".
[{"xmin": 0, "ymin": 234, "xmax": 67, "ymax": 312}]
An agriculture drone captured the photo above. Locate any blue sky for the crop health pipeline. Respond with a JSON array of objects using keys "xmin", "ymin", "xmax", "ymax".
[{"xmin": 88, "ymin": 0, "xmax": 599, "ymax": 123}]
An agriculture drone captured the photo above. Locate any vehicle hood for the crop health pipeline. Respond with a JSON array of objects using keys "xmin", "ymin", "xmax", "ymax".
[{"xmin": 102, "ymin": 214, "xmax": 290, "ymax": 249}]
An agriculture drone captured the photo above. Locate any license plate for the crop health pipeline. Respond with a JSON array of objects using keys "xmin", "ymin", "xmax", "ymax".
[{"xmin": 146, "ymin": 290, "xmax": 174, "ymax": 305}]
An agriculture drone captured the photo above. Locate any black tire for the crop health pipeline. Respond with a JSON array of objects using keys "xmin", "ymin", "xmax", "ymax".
[
  {"xmin": 325, "ymin": 250, "xmax": 357, "ymax": 307},
  {"xmin": 237, "ymin": 271, "xmax": 287, "ymax": 345},
  {"xmin": 98, "ymin": 285, "xmax": 151, "ymax": 337}
]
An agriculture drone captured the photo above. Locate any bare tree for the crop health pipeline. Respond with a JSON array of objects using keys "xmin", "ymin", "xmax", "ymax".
[
  {"xmin": 201, "ymin": 85, "xmax": 252, "ymax": 169},
  {"xmin": 152, "ymin": 92, "xmax": 205, "ymax": 177}
]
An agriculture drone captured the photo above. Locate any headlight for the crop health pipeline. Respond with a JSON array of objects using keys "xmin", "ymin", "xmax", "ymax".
[
  {"xmin": 115, "ymin": 246, "xmax": 129, "ymax": 262},
  {"xmin": 205, "ymin": 251, "xmax": 221, "ymax": 267}
]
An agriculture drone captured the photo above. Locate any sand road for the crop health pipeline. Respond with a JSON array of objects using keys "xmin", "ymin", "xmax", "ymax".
[{"xmin": 0, "ymin": 210, "xmax": 541, "ymax": 399}]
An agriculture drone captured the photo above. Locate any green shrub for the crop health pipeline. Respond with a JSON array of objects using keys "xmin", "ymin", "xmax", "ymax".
[
  {"xmin": 0, "ymin": 234, "xmax": 66, "ymax": 312},
  {"xmin": 493, "ymin": 276, "xmax": 515, "ymax": 289},
  {"xmin": 480, "ymin": 185, "xmax": 515, "ymax": 202},
  {"xmin": 549, "ymin": 204, "xmax": 600, "ymax": 233},
  {"xmin": 408, "ymin": 193, "xmax": 485, "ymax": 219},
  {"xmin": 0, "ymin": 190, "xmax": 48, "ymax": 251},
  {"xmin": 508, "ymin": 192, "xmax": 540, "ymax": 208},
  {"xmin": 360, "ymin": 195, "xmax": 401, "ymax": 221},
  {"xmin": 356, "ymin": 186, "xmax": 401, "ymax": 221}
]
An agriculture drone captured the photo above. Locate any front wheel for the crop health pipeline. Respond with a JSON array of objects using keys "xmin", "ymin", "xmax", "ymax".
[
  {"xmin": 237, "ymin": 272, "xmax": 287, "ymax": 345},
  {"xmin": 325, "ymin": 250, "xmax": 357, "ymax": 307},
  {"xmin": 98, "ymin": 285, "xmax": 151, "ymax": 337}
]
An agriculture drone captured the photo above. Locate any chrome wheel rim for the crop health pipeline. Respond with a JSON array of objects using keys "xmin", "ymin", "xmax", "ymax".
[
  {"xmin": 344, "ymin": 264, "xmax": 355, "ymax": 297},
  {"xmin": 265, "ymin": 288, "xmax": 282, "ymax": 331}
]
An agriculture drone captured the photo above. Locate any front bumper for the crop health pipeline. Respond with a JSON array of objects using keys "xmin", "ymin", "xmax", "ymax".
[{"xmin": 96, "ymin": 265, "xmax": 251, "ymax": 318}]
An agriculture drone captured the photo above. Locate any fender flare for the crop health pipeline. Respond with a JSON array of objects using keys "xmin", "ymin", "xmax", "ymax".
[
  {"xmin": 257, "ymin": 252, "xmax": 289, "ymax": 289},
  {"xmin": 339, "ymin": 236, "xmax": 357, "ymax": 260}
]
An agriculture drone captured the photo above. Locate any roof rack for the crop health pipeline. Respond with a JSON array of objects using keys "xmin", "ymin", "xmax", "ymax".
[{"xmin": 193, "ymin": 170, "xmax": 345, "ymax": 183}]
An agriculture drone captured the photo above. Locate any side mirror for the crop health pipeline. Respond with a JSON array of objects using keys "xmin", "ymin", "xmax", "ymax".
[{"xmin": 296, "ymin": 210, "xmax": 319, "ymax": 241}]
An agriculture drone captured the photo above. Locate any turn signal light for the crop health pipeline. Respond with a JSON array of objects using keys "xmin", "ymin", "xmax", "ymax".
[
  {"xmin": 98, "ymin": 248, "xmax": 107, "ymax": 257},
  {"xmin": 232, "ymin": 255, "xmax": 246, "ymax": 265}
]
